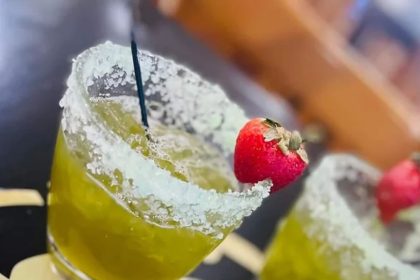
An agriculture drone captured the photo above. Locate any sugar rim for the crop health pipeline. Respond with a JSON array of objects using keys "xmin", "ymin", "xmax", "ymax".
[
  {"xmin": 298, "ymin": 154, "xmax": 420, "ymax": 279},
  {"xmin": 60, "ymin": 42, "xmax": 271, "ymax": 239}
]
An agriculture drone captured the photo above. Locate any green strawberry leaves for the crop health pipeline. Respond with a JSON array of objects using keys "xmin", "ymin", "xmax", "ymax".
[{"xmin": 262, "ymin": 119, "xmax": 309, "ymax": 164}]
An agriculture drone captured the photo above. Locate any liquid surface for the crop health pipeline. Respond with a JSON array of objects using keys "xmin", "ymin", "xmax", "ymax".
[{"xmin": 91, "ymin": 97, "xmax": 238, "ymax": 193}]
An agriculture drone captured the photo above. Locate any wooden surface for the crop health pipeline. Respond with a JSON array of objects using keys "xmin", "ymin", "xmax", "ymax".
[{"xmin": 162, "ymin": 0, "xmax": 420, "ymax": 168}]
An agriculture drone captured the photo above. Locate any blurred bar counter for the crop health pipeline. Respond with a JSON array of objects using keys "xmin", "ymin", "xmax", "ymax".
[{"xmin": 156, "ymin": 0, "xmax": 420, "ymax": 169}]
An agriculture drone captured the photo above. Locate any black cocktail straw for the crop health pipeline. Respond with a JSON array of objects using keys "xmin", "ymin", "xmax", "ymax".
[{"xmin": 130, "ymin": 31, "xmax": 149, "ymax": 128}]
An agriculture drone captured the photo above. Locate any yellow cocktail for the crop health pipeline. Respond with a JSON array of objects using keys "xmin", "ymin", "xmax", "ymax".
[
  {"xmin": 260, "ymin": 155, "xmax": 420, "ymax": 280},
  {"xmin": 47, "ymin": 42, "xmax": 271, "ymax": 280}
]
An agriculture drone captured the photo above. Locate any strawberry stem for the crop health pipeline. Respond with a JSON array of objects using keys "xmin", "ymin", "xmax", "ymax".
[{"xmin": 289, "ymin": 131, "xmax": 302, "ymax": 151}]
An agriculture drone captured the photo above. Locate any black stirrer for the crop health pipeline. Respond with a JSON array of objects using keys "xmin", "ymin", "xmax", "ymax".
[{"xmin": 130, "ymin": 30, "xmax": 149, "ymax": 128}]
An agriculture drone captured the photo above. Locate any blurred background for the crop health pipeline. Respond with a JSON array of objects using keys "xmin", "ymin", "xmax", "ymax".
[
  {"xmin": 153, "ymin": 0, "xmax": 420, "ymax": 169},
  {"xmin": 1, "ymin": 0, "xmax": 420, "ymax": 279}
]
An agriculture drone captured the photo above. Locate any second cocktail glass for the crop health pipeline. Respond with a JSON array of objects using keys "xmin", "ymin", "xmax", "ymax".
[{"xmin": 261, "ymin": 154, "xmax": 420, "ymax": 280}]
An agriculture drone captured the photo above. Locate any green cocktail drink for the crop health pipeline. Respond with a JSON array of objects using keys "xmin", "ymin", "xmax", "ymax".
[
  {"xmin": 261, "ymin": 155, "xmax": 420, "ymax": 280},
  {"xmin": 47, "ymin": 42, "xmax": 271, "ymax": 280}
]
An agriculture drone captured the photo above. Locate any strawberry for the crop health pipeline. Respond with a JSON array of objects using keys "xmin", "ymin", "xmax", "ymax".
[
  {"xmin": 376, "ymin": 152, "xmax": 420, "ymax": 223},
  {"xmin": 234, "ymin": 118, "xmax": 308, "ymax": 193}
]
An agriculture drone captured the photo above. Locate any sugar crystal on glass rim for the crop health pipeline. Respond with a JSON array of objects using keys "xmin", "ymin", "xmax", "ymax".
[
  {"xmin": 297, "ymin": 154, "xmax": 420, "ymax": 279},
  {"xmin": 59, "ymin": 42, "xmax": 271, "ymax": 239}
]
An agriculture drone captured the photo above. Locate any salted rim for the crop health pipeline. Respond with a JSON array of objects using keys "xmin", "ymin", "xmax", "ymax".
[
  {"xmin": 298, "ymin": 154, "xmax": 420, "ymax": 279},
  {"xmin": 60, "ymin": 42, "xmax": 271, "ymax": 239}
]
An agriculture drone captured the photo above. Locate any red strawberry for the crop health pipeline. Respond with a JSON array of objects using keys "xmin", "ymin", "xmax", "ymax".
[
  {"xmin": 234, "ymin": 118, "xmax": 308, "ymax": 193},
  {"xmin": 376, "ymin": 153, "xmax": 420, "ymax": 223}
]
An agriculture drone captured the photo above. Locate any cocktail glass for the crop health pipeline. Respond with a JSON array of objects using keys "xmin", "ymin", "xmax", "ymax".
[
  {"xmin": 260, "ymin": 154, "xmax": 420, "ymax": 280},
  {"xmin": 47, "ymin": 42, "xmax": 271, "ymax": 280}
]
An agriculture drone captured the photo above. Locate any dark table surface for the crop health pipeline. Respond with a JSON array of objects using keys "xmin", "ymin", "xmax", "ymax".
[{"xmin": 0, "ymin": 1, "xmax": 319, "ymax": 279}]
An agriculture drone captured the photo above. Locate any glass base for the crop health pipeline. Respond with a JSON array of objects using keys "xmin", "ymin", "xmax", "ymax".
[
  {"xmin": 47, "ymin": 233, "xmax": 92, "ymax": 280},
  {"xmin": 47, "ymin": 233, "xmax": 197, "ymax": 280}
]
